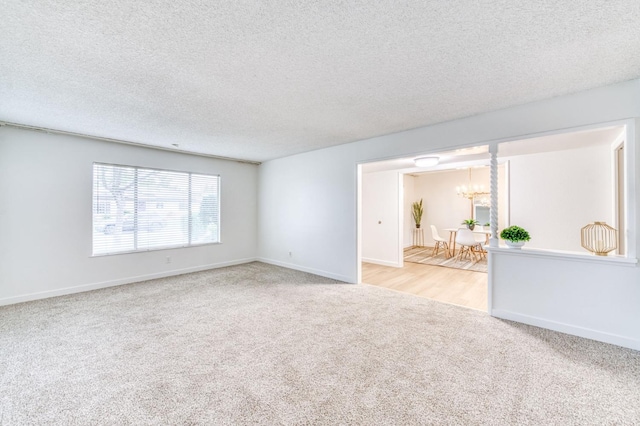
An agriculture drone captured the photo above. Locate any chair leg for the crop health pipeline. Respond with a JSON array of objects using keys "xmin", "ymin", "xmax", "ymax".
[
  {"xmin": 457, "ymin": 245, "xmax": 468, "ymax": 261},
  {"xmin": 478, "ymin": 245, "xmax": 486, "ymax": 259},
  {"xmin": 432, "ymin": 241, "xmax": 440, "ymax": 257},
  {"xmin": 470, "ymin": 246, "xmax": 479, "ymax": 262}
]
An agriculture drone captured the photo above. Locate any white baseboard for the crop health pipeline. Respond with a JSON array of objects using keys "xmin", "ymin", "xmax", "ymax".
[
  {"xmin": 491, "ymin": 309, "xmax": 640, "ymax": 351},
  {"xmin": 361, "ymin": 257, "xmax": 402, "ymax": 268},
  {"xmin": 0, "ymin": 258, "xmax": 257, "ymax": 307},
  {"xmin": 257, "ymin": 258, "xmax": 353, "ymax": 283}
]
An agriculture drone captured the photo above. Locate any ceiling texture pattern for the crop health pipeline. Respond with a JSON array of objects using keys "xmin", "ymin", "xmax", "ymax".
[{"xmin": 2, "ymin": 1, "xmax": 640, "ymax": 162}]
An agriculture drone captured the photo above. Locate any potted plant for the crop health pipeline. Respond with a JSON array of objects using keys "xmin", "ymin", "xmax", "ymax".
[
  {"xmin": 500, "ymin": 225, "xmax": 531, "ymax": 249},
  {"xmin": 412, "ymin": 199, "xmax": 423, "ymax": 228},
  {"xmin": 461, "ymin": 219, "xmax": 479, "ymax": 230}
]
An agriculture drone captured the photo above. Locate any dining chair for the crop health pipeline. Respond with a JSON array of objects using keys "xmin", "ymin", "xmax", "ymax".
[
  {"xmin": 430, "ymin": 225, "xmax": 449, "ymax": 257},
  {"xmin": 473, "ymin": 232, "xmax": 487, "ymax": 259},
  {"xmin": 455, "ymin": 228, "xmax": 482, "ymax": 261}
]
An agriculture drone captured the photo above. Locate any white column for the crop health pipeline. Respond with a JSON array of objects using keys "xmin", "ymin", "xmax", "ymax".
[{"xmin": 489, "ymin": 144, "xmax": 499, "ymax": 247}]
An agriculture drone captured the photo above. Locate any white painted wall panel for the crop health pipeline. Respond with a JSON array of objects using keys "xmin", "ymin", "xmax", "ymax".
[
  {"xmin": 0, "ymin": 127, "xmax": 258, "ymax": 304},
  {"xmin": 257, "ymin": 143, "xmax": 358, "ymax": 281},
  {"xmin": 490, "ymin": 250, "xmax": 639, "ymax": 350},
  {"xmin": 361, "ymin": 171, "xmax": 401, "ymax": 266},
  {"xmin": 508, "ymin": 144, "xmax": 613, "ymax": 252}
]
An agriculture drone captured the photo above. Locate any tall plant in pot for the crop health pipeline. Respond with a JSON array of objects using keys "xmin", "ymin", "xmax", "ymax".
[
  {"xmin": 500, "ymin": 226, "xmax": 531, "ymax": 249},
  {"xmin": 412, "ymin": 199, "xmax": 424, "ymax": 229}
]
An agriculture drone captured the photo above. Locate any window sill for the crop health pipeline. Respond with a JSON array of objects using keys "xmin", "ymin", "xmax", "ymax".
[
  {"xmin": 486, "ymin": 246, "xmax": 638, "ymax": 267},
  {"xmin": 91, "ymin": 241, "xmax": 222, "ymax": 257}
]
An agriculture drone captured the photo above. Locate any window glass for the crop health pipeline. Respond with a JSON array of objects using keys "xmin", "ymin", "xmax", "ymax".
[{"xmin": 92, "ymin": 163, "xmax": 220, "ymax": 255}]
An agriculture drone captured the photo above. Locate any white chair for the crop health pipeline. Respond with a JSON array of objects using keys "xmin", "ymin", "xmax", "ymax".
[
  {"xmin": 430, "ymin": 225, "xmax": 449, "ymax": 257},
  {"xmin": 473, "ymin": 232, "xmax": 487, "ymax": 259},
  {"xmin": 456, "ymin": 228, "xmax": 483, "ymax": 261}
]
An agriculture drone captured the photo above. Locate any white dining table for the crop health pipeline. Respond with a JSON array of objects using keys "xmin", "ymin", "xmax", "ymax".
[{"xmin": 444, "ymin": 228, "xmax": 491, "ymax": 257}]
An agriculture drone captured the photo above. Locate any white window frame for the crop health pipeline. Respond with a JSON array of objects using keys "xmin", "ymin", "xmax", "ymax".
[{"xmin": 92, "ymin": 162, "xmax": 221, "ymax": 256}]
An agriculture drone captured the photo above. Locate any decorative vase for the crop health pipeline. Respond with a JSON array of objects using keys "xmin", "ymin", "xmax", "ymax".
[{"xmin": 505, "ymin": 240, "xmax": 525, "ymax": 249}]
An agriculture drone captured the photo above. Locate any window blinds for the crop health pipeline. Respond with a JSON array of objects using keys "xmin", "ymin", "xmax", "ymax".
[{"xmin": 92, "ymin": 163, "xmax": 220, "ymax": 255}]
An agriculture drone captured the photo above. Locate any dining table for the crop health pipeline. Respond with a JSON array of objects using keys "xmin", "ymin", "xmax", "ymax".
[{"xmin": 444, "ymin": 228, "xmax": 491, "ymax": 258}]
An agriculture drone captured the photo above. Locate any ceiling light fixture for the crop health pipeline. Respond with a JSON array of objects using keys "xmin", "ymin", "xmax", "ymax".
[
  {"xmin": 414, "ymin": 156, "xmax": 439, "ymax": 167},
  {"xmin": 456, "ymin": 168, "xmax": 489, "ymax": 200}
]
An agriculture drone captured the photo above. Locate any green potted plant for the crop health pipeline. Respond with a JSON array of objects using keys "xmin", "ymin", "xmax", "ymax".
[
  {"xmin": 461, "ymin": 218, "xmax": 479, "ymax": 230},
  {"xmin": 500, "ymin": 225, "xmax": 531, "ymax": 249},
  {"xmin": 412, "ymin": 199, "xmax": 423, "ymax": 228}
]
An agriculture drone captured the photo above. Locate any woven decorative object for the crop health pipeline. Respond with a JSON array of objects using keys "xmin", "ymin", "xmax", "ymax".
[{"xmin": 581, "ymin": 222, "xmax": 618, "ymax": 256}]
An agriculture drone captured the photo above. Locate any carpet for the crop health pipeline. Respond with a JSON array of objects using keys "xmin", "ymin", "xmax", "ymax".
[
  {"xmin": 1, "ymin": 262, "xmax": 638, "ymax": 425},
  {"xmin": 405, "ymin": 246, "xmax": 488, "ymax": 273}
]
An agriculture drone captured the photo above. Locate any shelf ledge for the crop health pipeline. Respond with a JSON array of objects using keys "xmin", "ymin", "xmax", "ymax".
[{"xmin": 486, "ymin": 246, "xmax": 638, "ymax": 267}]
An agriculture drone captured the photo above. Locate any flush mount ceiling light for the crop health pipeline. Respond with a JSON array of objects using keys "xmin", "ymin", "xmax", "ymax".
[{"xmin": 414, "ymin": 156, "xmax": 439, "ymax": 167}]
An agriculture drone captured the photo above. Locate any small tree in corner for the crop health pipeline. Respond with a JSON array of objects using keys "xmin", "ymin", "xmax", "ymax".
[{"xmin": 412, "ymin": 199, "xmax": 423, "ymax": 229}]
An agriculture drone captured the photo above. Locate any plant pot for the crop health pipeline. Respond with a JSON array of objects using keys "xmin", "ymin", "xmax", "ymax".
[
  {"xmin": 467, "ymin": 224, "xmax": 475, "ymax": 231},
  {"xmin": 416, "ymin": 224, "xmax": 421, "ymax": 229},
  {"xmin": 505, "ymin": 240, "xmax": 525, "ymax": 249}
]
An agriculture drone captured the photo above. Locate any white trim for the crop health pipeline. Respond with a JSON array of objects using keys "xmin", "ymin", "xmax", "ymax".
[
  {"xmin": 487, "ymin": 247, "xmax": 638, "ymax": 266},
  {"xmin": 1, "ymin": 121, "xmax": 261, "ymax": 165},
  {"xmin": 487, "ymin": 252, "xmax": 494, "ymax": 313},
  {"xmin": 611, "ymin": 134, "xmax": 624, "ymax": 255},
  {"xmin": 361, "ymin": 257, "xmax": 403, "ymax": 268},
  {"xmin": 623, "ymin": 121, "xmax": 637, "ymax": 259},
  {"xmin": 356, "ymin": 164, "xmax": 363, "ymax": 284},
  {"xmin": 354, "ymin": 119, "xmax": 636, "ymax": 168},
  {"xmin": 491, "ymin": 309, "xmax": 640, "ymax": 351},
  {"xmin": 503, "ymin": 160, "xmax": 510, "ymax": 227},
  {"xmin": 0, "ymin": 258, "xmax": 257, "ymax": 307},
  {"xmin": 397, "ymin": 171, "xmax": 405, "ymax": 268},
  {"xmin": 258, "ymin": 257, "xmax": 352, "ymax": 283}
]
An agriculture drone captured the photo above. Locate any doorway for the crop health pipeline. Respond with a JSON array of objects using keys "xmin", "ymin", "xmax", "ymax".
[
  {"xmin": 359, "ymin": 147, "xmax": 494, "ymax": 312},
  {"xmin": 358, "ymin": 123, "xmax": 629, "ymax": 312}
]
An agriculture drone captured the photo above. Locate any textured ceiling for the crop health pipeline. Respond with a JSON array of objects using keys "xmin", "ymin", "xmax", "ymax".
[{"xmin": 2, "ymin": 1, "xmax": 640, "ymax": 162}]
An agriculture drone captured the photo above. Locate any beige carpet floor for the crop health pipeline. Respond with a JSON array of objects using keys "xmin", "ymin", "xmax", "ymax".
[
  {"xmin": 1, "ymin": 262, "xmax": 638, "ymax": 425},
  {"xmin": 405, "ymin": 246, "xmax": 488, "ymax": 273}
]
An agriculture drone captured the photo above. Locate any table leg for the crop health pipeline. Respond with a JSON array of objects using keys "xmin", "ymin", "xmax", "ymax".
[{"xmin": 448, "ymin": 231, "xmax": 457, "ymax": 257}]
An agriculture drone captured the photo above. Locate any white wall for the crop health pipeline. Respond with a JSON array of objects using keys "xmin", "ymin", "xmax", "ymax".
[
  {"xmin": 490, "ymin": 250, "xmax": 640, "ymax": 350},
  {"xmin": 258, "ymin": 79, "xmax": 640, "ymax": 349},
  {"xmin": 0, "ymin": 127, "xmax": 258, "ymax": 305},
  {"xmin": 508, "ymin": 144, "xmax": 613, "ymax": 252},
  {"xmin": 257, "ymin": 143, "xmax": 358, "ymax": 281},
  {"xmin": 405, "ymin": 167, "xmax": 507, "ymax": 247},
  {"xmin": 361, "ymin": 171, "xmax": 402, "ymax": 266}
]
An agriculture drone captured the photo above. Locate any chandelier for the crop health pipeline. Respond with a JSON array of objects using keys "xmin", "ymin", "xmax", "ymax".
[{"xmin": 456, "ymin": 168, "xmax": 489, "ymax": 200}]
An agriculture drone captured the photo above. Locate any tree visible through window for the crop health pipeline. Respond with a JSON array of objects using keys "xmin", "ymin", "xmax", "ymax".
[{"xmin": 92, "ymin": 163, "xmax": 220, "ymax": 255}]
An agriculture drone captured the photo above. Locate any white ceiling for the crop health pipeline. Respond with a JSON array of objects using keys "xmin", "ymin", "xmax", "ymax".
[{"xmin": 2, "ymin": 1, "xmax": 640, "ymax": 162}]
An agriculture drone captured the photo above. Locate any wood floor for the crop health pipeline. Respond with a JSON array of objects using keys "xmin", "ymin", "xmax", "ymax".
[{"xmin": 362, "ymin": 261, "xmax": 487, "ymax": 311}]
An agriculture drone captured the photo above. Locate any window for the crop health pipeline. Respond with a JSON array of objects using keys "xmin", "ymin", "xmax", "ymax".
[{"xmin": 92, "ymin": 163, "xmax": 220, "ymax": 255}]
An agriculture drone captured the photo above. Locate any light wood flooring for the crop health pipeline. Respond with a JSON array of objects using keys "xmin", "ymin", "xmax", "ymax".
[{"xmin": 362, "ymin": 261, "xmax": 487, "ymax": 311}]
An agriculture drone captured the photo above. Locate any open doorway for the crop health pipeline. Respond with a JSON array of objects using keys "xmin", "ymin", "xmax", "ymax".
[
  {"xmin": 358, "ymin": 123, "xmax": 628, "ymax": 312},
  {"xmin": 360, "ymin": 146, "xmax": 496, "ymax": 312}
]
